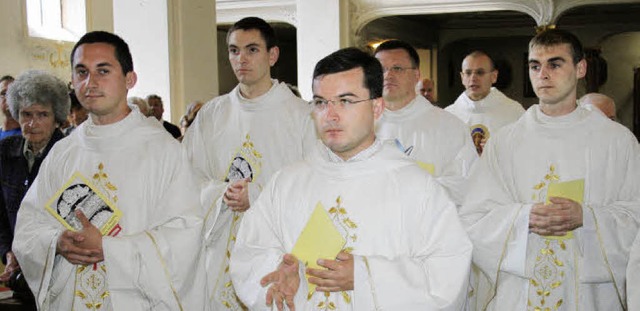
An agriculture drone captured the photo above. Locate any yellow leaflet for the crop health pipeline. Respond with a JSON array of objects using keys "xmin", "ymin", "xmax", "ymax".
[{"xmin": 291, "ymin": 202, "xmax": 346, "ymax": 296}]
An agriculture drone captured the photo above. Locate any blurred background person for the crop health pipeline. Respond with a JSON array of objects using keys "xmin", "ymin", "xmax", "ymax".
[
  {"xmin": 64, "ymin": 91, "xmax": 88, "ymax": 135},
  {"xmin": 147, "ymin": 94, "xmax": 181, "ymax": 138},
  {"xmin": 416, "ymin": 77, "xmax": 437, "ymax": 104},
  {"xmin": 128, "ymin": 96, "xmax": 150, "ymax": 116},
  {"xmin": 179, "ymin": 100, "xmax": 203, "ymax": 137},
  {"xmin": 0, "ymin": 75, "xmax": 21, "ymax": 139},
  {"xmin": 580, "ymin": 92, "xmax": 616, "ymax": 121}
]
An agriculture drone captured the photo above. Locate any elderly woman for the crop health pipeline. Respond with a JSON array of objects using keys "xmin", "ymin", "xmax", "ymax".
[{"xmin": 0, "ymin": 70, "xmax": 68, "ymax": 301}]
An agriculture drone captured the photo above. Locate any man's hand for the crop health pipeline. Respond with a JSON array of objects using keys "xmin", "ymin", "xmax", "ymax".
[
  {"xmin": 261, "ymin": 254, "xmax": 300, "ymax": 311},
  {"xmin": 529, "ymin": 197, "xmax": 583, "ymax": 236},
  {"xmin": 0, "ymin": 251, "xmax": 19, "ymax": 283},
  {"xmin": 56, "ymin": 210, "xmax": 104, "ymax": 265},
  {"xmin": 224, "ymin": 178, "xmax": 251, "ymax": 212},
  {"xmin": 307, "ymin": 251, "xmax": 354, "ymax": 292}
]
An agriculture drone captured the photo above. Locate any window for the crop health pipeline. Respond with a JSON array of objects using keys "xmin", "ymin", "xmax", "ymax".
[{"xmin": 26, "ymin": 0, "xmax": 86, "ymax": 42}]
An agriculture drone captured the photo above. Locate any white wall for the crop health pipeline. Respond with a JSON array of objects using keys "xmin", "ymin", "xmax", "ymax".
[
  {"xmin": 599, "ymin": 32, "xmax": 640, "ymax": 128},
  {"xmin": 296, "ymin": 0, "xmax": 341, "ymax": 99},
  {"xmin": 113, "ymin": 0, "xmax": 172, "ymax": 121}
]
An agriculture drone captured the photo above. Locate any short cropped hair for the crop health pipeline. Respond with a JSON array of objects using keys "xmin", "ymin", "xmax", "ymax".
[
  {"xmin": 146, "ymin": 94, "xmax": 162, "ymax": 103},
  {"xmin": 464, "ymin": 50, "xmax": 496, "ymax": 70},
  {"xmin": 71, "ymin": 31, "xmax": 134, "ymax": 74},
  {"xmin": 529, "ymin": 29, "xmax": 584, "ymax": 65},
  {"xmin": 226, "ymin": 17, "xmax": 277, "ymax": 50},
  {"xmin": 374, "ymin": 40, "xmax": 420, "ymax": 68},
  {"xmin": 7, "ymin": 70, "xmax": 70, "ymax": 124},
  {"xmin": 313, "ymin": 47, "xmax": 383, "ymax": 99}
]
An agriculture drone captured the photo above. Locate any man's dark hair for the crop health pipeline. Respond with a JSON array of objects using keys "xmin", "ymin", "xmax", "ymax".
[
  {"xmin": 0, "ymin": 75, "xmax": 14, "ymax": 83},
  {"xmin": 226, "ymin": 17, "xmax": 277, "ymax": 50},
  {"xmin": 313, "ymin": 47, "xmax": 383, "ymax": 99},
  {"xmin": 146, "ymin": 94, "xmax": 162, "ymax": 102},
  {"xmin": 529, "ymin": 29, "xmax": 584, "ymax": 65},
  {"xmin": 70, "ymin": 31, "xmax": 134, "ymax": 74},
  {"xmin": 374, "ymin": 40, "xmax": 420, "ymax": 68}
]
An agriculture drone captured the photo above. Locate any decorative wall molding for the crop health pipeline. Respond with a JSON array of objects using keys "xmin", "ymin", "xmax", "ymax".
[
  {"xmin": 216, "ymin": 0, "xmax": 297, "ymax": 26},
  {"xmin": 214, "ymin": 0, "xmax": 637, "ymax": 36}
]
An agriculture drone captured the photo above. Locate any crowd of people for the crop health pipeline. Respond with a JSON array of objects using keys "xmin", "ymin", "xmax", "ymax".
[{"xmin": 0, "ymin": 15, "xmax": 638, "ymax": 311}]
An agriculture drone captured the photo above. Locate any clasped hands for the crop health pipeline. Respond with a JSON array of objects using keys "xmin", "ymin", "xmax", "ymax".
[
  {"xmin": 529, "ymin": 197, "xmax": 583, "ymax": 236},
  {"xmin": 223, "ymin": 178, "xmax": 251, "ymax": 212},
  {"xmin": 260, "ymin": 251, "xmax": 354, "ymax": 311},
  {"xmin": 56, "ymin": 210, "xmax": 104, "ymax": 265}
]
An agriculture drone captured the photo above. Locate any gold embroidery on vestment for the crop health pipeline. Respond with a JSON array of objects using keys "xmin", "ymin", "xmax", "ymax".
[
  {"xmin": 528, "ymin": 165, "xmax": 566, "ymax": 311},
  {"xmin": 312, "ymin": 196, "xmax": 358, "ymax": 310}
]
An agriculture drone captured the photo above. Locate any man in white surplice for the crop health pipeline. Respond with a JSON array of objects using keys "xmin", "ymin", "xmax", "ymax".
[
  {"xmin": 230, "ymin": 47, "xmax": 472, "ymax": 310},
  {"xmin": 445, "ymin": 51, "xmax": 525, "ymax": 155},
  {"xmin": 373, "ymin": 40, "xmax": 477, "ymax": 205},
  {"xmin": 459, "ymin": 29, "xmax": 640, "ymax": 311},
  {"xmin": 182, "ymin": 17, "xmax": 315, "ymax": 310},
  {"xmin": 12, "ymin": 31, "xmax": 208, "ymax": 311}
]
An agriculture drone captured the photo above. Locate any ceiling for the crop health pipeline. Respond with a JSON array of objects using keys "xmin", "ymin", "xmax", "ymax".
[{"xmin": 360, "ymin": 3, "xmax": 640, "ymax": 48}]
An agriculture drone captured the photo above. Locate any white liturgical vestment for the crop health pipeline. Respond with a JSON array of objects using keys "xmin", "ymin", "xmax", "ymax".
[
  {"xmin": 627, "ymin": 231, "xmax": 640, "ymax": 310},
  {"xmin": 446, "ymin": 87, "xmax": 524, "ymax": 154},
  {"xmin": 376, "ymin": 95, "xmax": 478, "ymax": 205},
  {"xmin": 182, "ymin": 80, "xmax": 315, "ymax": 310},
  {"xmin": 459, "ymin": 105, "xmax": 640, "ymax": 311},
  {"xmin": 13, "ymin": 109, "xmax": 209, "ymax": 311},
  {"xmin": 230, "ymin": 140, "xmax": 472, "ymax": 310}
]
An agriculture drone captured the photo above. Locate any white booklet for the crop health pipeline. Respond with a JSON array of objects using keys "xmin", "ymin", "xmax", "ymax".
[{"xmin": 44, "ymin": 172, "xmax": 121, "ymax": 235}]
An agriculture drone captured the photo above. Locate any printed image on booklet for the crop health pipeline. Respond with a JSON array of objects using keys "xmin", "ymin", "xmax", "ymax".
[{"xmin": 45, "ymin": 172, "xmax": 121, "ymax": 235}]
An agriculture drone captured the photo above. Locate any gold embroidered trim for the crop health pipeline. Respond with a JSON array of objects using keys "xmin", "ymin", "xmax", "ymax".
[
  {"xmin": 211, "ymin": 211, "xmax": 246, "ymax": 309},
  {"xmin": 71, "ymin": 163, "xmax": 117, "ymax": 310},
  {"xmin": 144, "ymin": 231, "xmax": 184, "ymax": 311},
  {"xmin": 38, "ymin": 239, "xmax": 55, "ymax": 305},
  {"xmin": 312, "ymin": 196, "xmax": 357, "ymax": 310},
  {"xmin": 485, "ymin": 203, "xmax": 527, "ymax": 311},
  {"xmin": 587, "ymin": 205, "xmax": 627, "ymax": 310},
  {"xmin": 363, "ymin": 256, "xmax": 381, "ymax": 311},
  {"xmin": 528, "ymin": 239, "xmax": 566, "ymax": 310}
]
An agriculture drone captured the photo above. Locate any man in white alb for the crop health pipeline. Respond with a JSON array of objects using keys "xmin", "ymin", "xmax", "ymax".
[
  {"xmin": 446, "ymin": 50, "xmax": 525, "ymax": 155},
  {"xmin": 12, "ymin": 31, "xmax": 208, "ymax": 310},
  {"xmin": 230, "ymin": 47, "xmax": 472, "ymax": 311},
  {"xmin": 460, "ymin": 29, "xmax": 640, "ymax": 311},
  {"xmin": 182, "ymin": 17, "xmax": 315, "ymax": 310},
  {"xmin": 374, "ymin": 40, "xmax": 477, "ymax": 205}
]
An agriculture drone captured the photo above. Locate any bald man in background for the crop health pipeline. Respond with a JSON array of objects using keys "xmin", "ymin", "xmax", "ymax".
[
  {"xmin": 580, "ymin": 93, "xmax": 616, "ymax": 121},
  {"xmin": 416, "ymin": 77, "xmax": 436, "ymax": 104}
]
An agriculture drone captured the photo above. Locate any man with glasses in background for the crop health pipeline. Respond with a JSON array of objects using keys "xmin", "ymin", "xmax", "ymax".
[
  {"xmin": 446, "ymin": 50, "xmax": 524, "ymax": 155},
  {"xmin": 374, "ymin": 40, "xmax": 477, "ymax": 205}
]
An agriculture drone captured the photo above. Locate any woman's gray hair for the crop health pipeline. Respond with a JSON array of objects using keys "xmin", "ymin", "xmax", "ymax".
[{"xmin": 7, "ymin": 70, "xmax": 70, "ymax": 124}]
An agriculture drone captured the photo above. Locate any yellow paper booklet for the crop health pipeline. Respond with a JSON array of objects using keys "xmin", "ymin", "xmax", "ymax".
[
  {"xmin": 45, "ymin": 172, "xmax": 122, "ymax": 236},
  {"xmin": 416, "ymin": 161, "xmax": 435, "ymax": 176},
  {"xmin": 545, "ymin": 178, "xmax": 585, "ymax": 240},
  {"xmin": 291, "ymin": 202, "xmax": 346, "ymax": 295}
]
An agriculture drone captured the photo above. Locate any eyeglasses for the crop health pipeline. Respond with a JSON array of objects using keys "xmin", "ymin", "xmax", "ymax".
[
  {"xmin": 382, "ymin": 66, "xmax": 416, "ymax": 74},
  {"xmin": 309, "ymin": 98, "xmax": 374, "ymax": 111},
  {"xmin": 461, "ymin": 69, "xmax": 494, "ymax": 77}
]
